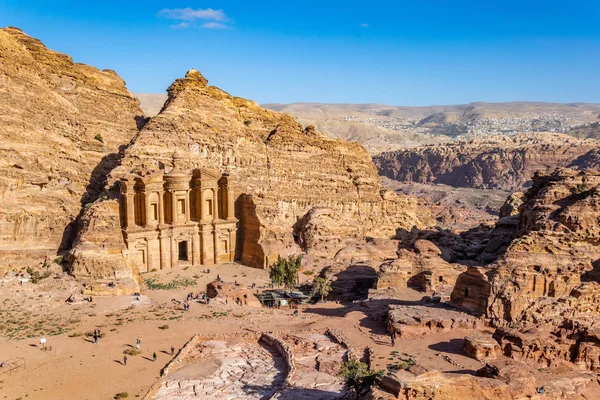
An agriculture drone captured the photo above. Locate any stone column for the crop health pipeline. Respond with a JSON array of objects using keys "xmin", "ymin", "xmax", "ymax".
[
  {"xmin": 213, "ymin": 226, "xmax": 218, "ymax": 264},
  {"xmin": 159, "ymin": 233, "xmax": 170, "ymax": 270},
  {"xmin": 171, "ymin": 191, "xmax": 178, "ymax": 225},
  {"xmin": 144, "ymin": 191, "xmax": 151, "ymax": 226},
  {"xmin": 185, "ymin": 189, "xmax": 191, "ymax": 223},
  {"xmin": 126, "ymin": 194, "xmax": 135, "ymax": 228},
  {"xmin": 230, "ymin": 228, "xmax": 237, "ymax": 262},
  {"xmin": 158, "ymin": 191, "xmax": 164, "ymax": 224},
  {"xmin": 200, "ymin": 225, "xmax": 210, "ymax": 264},
  {"xmin": 200, "ymin": 189, "xmax": 207, "ymax": 221},
  {"xmin": 192, "ymin": 228, "xmax": 200, "ymax": 265},
  {"xmin": 146, "ymin": 239, "xmax": 153, "ymax": 272},
  {"xmin": 226, "ymin": 184, "xmax": 235, "ymax": 220},
  {"xmin": 212, "ymin": 189, "xmax": 218, "ymax": 221},
  {"xmin": 170, "ymin": 236, "xmax": 177, "ymax": 269}
]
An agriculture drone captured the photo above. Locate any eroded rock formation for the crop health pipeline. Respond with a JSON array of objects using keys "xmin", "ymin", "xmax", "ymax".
[
  {"xmin": 449, "ymin": 168, "xmax": 600, "ymax": 372},
  {"xmin": 0, "ymin": 27, "xmax": 143, "ymax": 273},
  {"xmin": 374, "ymin": 132, "xmax": 599, "ymax": 191},
  {"xmin": 71, "ymin": 69, "xmax": 433, "ymax": 280}
]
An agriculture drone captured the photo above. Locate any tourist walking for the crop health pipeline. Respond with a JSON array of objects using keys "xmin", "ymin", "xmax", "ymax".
[
  {"xmin": 136, "ymin": 338, "xmax": 141, "ymax": 349},
  {"xmin": 152, "ymin": 352, "xmax": 157, "ymax": 362},
  {"xmin": 391, "ymin": 332, "xmax": 396, "ymax": 346},
  {"xmin": 123, "ymin": 355, "xmax": 127, "ymax": 366},
  {"xmin": 171, "ymin": 346, "xmax": 175, "ymax": 356}
]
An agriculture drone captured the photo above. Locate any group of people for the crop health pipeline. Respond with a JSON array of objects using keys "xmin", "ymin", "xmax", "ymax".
[{"xmin": 122, "ymin": 338, "xmax": 174, "ymax": 366}]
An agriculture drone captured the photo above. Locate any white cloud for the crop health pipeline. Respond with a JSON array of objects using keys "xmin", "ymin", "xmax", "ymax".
[
  {"xmin": 158, "ymin": 7, "xmax": 230, "ymax": 28},
  {"xmin": 202, "ymin": 22, "xmax": 227, "ymax": 29},
  {"xmin": 360, "ymin": 23, "xmax": 370, "ymax": 28}
]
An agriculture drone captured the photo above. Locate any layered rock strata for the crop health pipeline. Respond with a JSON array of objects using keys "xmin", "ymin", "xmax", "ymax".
[
  {"xmin": 449, "ymin": 168, "xmax": 600, "ymax": 371},
  {"xmin": 374, "ymin": 132, "xmax": 599, "ymax": 191},
  {"xmin": 71, "ymin": 69, "xmax": 433, "ymax": 279},
  {"xmin": 0, "ymin": 27, "xmax": 143, "ymax": 273}
]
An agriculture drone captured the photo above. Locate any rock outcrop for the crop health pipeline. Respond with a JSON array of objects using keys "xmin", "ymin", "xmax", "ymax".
[
  {"xmin": 0, "ymin": 27, "xmax": 143, "ymax": 273},
  {"xmin": 71, "ymin": 69, "xmax": 433, "ymax": 277},
  {"xmin": 374, "ymin": 132, "xmax": 599, "ymax": 191},
  {"xmin": 449, "ymin": 168, "xmax": 600, "ymax": 371},
  {"xmin": 377, "ymin": 240, "xmax": 466, "ymax": 296},
  {"xmin": 452, "ymin": 168, "xmax": 600, "ymax": 322}
]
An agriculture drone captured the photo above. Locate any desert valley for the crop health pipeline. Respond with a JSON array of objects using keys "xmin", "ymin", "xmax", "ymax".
[{"xmin": 2, "ymin": 24, "xmax": 600, "ymax": 400}]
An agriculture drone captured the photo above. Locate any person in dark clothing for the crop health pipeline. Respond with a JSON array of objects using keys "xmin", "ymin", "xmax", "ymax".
[
  {"xmin": 123, "ymin": 355, "xmax": 127, "ymax": 366},
  {"xmin": 152, "ymin": 352, "xmax": 157, "ymax": 362},
  {"xmin": 171, "ymin": 346, "xmax": 175, "ymax": 356}
]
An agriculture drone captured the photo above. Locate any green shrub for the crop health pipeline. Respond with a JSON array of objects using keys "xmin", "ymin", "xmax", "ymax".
[
  {"xmin": 144, "ymin": 277, "xmax": 196, "ymax": 290},
  {"xmin": 26, "ymin": 267, "xmax": 51, "ymax": 284},
  {"xmin": 114, "ymin": 393, "xmax": 128, "ymax": 399},
  {"xmin": 94, "ymin": 134, "xmax": 104, "ymax": 143},
  {"xmin": 158, "ymin": 324, "xmax": 169, "ymax": 330}
]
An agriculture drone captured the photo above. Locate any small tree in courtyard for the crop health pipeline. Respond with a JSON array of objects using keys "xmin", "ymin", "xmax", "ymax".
[
  {"xmin": 311, "ymin": 277, "xmax": 331, "ymax": 302},
  {"xmin": 338, "ymin": 359, "xmax": 382, "ymax": 399},
  {"xmin": 269, "ymin": 256, "xmax": 286, "ymax": 287},
  {"xmin": 268, "ymin": 254, "xmax": 303, "ymax": 289}
]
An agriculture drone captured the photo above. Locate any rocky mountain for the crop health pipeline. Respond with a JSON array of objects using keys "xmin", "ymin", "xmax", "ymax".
[
  {"xmin": 449, "ymin": 168, "xmax": 600, "ymax": 371},
  {"xmin": 264, "ymin": 102, "xmax": 600, "ymax": 154},
  {"xmin": 71, "ymin": 69, "xmax": 433, "ymax": 280},
  {"xmin": 373, "ymin": 132, "xmax": 600, "ymax": 191},
  {"xmin": 135, "ymin": 98, "xmax": 600, "ymax": 155},
  {"xmin": 0, "ymin": 27, "xmax": 144, "ymax": 273}
]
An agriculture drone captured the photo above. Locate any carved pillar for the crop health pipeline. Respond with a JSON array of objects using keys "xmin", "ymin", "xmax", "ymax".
[
  {"xmin": 185, "ymin": 189, "xmax": 191, "ymax": 223},
  {"xmin": 171, "ymin": 191, "xmax": 178, "ymax": 225},
  {"xmin": 159, "ymin": 233, "xmax": 169, "ymax": 270},
  {"xmin": 144, "ymin": 191, "xmax": 151, "ymax": 226},
  {"xmin": 200, "ymin": 189, "xmax": 207, "ymax": 221},
  {"xmin": 226, "ymin": 184, "xmax": 235, "ymax": 220},
  {"xmin": 201, "ymin": 225, "xmax": 210, "ymax": 264},
  {"xmin": 170, "ymin": 236, "xmax": 177, "ymax": 268},
  {"xmin": 126, "ymin": 194, "xmax": 135, "ymax": 228},
  {"xmin": 146, "ymin": 239, "xmax": 153, "ymax": 272},
  {"xmin": 228, "ymin": 229, "xmax": 233, "ymax": 262},
  {"xmin": 212, "ymin": 189, "xmax": 218, "ymax": 221},
  {"xmin": 230, "ymin": 228, "xmax": 237, "ymax": 262},
  {"xmin": 213, "ymin": 226, "xmax": 218, "ymax": 264},
  {"xmin": 158, "ymin": 191, "xmax": 164, "ymax": 224},
  {"xmin": 192, "ymin": 227, "xmax": 200, "ymax": 265}
]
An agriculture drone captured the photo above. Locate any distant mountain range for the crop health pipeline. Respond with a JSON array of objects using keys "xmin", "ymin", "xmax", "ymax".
[{"xmin": 134, "ymin": 94, "xmax": 600, "ymax": 154}]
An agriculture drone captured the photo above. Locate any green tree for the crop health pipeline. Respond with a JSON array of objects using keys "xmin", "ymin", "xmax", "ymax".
[
  {"xmin": 269, "ymin": 256, "xmax": 286, "ymax": 287},
  {"xmin": 268, "ymin": 254, "xmax": 303, "ymax": 289},
  {"xmin": 311, "ymin": 277, "xmax": 331, "ymax": 302},
  {"xmin": 338, "ymin": 359, "xmax": 382, "ymax": 398}
]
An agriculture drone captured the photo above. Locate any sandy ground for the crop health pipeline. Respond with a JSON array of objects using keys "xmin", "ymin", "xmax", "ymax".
[{"xmin": 0, "ymin": 263, "xmax": 553, "ymax": 399}]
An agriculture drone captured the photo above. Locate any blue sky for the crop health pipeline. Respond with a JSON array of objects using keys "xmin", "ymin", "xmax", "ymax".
[{"xmin": 1, "ymin": 1, "xmax": 599, "ymax": 105}]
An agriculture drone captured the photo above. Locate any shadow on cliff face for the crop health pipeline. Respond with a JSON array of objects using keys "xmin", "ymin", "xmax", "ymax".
[
  {"xmin": 58, "ymin": 147, "xmax": 125, "ymax": 259},
  {"xmin": 134, "ymin": 115, "xmax": 149, "ymax": 130},
  {"xmin": 395, "ymin": 223, "xmax": 515, "ymax": 267},
  {"xmin": 235, "ymin": 194, "xmax": 265, "ymax": 269},
  {"xmin": 582, "ymin": 258, "xmax": 600, "ymax": 283},
  {"xmin": 323, "ymin": 264, "xmax": 379, "ymax": 301}
]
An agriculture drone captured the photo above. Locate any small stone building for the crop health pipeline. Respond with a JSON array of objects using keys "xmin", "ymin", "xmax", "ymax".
[{"xmin": 119, "ymin": 151, "xmax": 238, "ymax": 272}]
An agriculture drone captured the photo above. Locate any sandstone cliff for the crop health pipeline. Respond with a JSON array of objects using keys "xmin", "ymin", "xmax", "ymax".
[
  {"xmin": 0, "ymin": 27, "xmax": 144, "ymax": 273},
  {"xmin": 452, "ymin": 168, "xmax": 600, "ymax": 321},
  {"xmin": 448, "ymin": 169, "xmax": 600, "ymax": 371},
  {"xmin": 374, "ymin": 132, "xmax": 599, "ymax": 191},
  {"xmin": 71, "ymin": 69, "xmax": 433, "ymax": 277}
]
